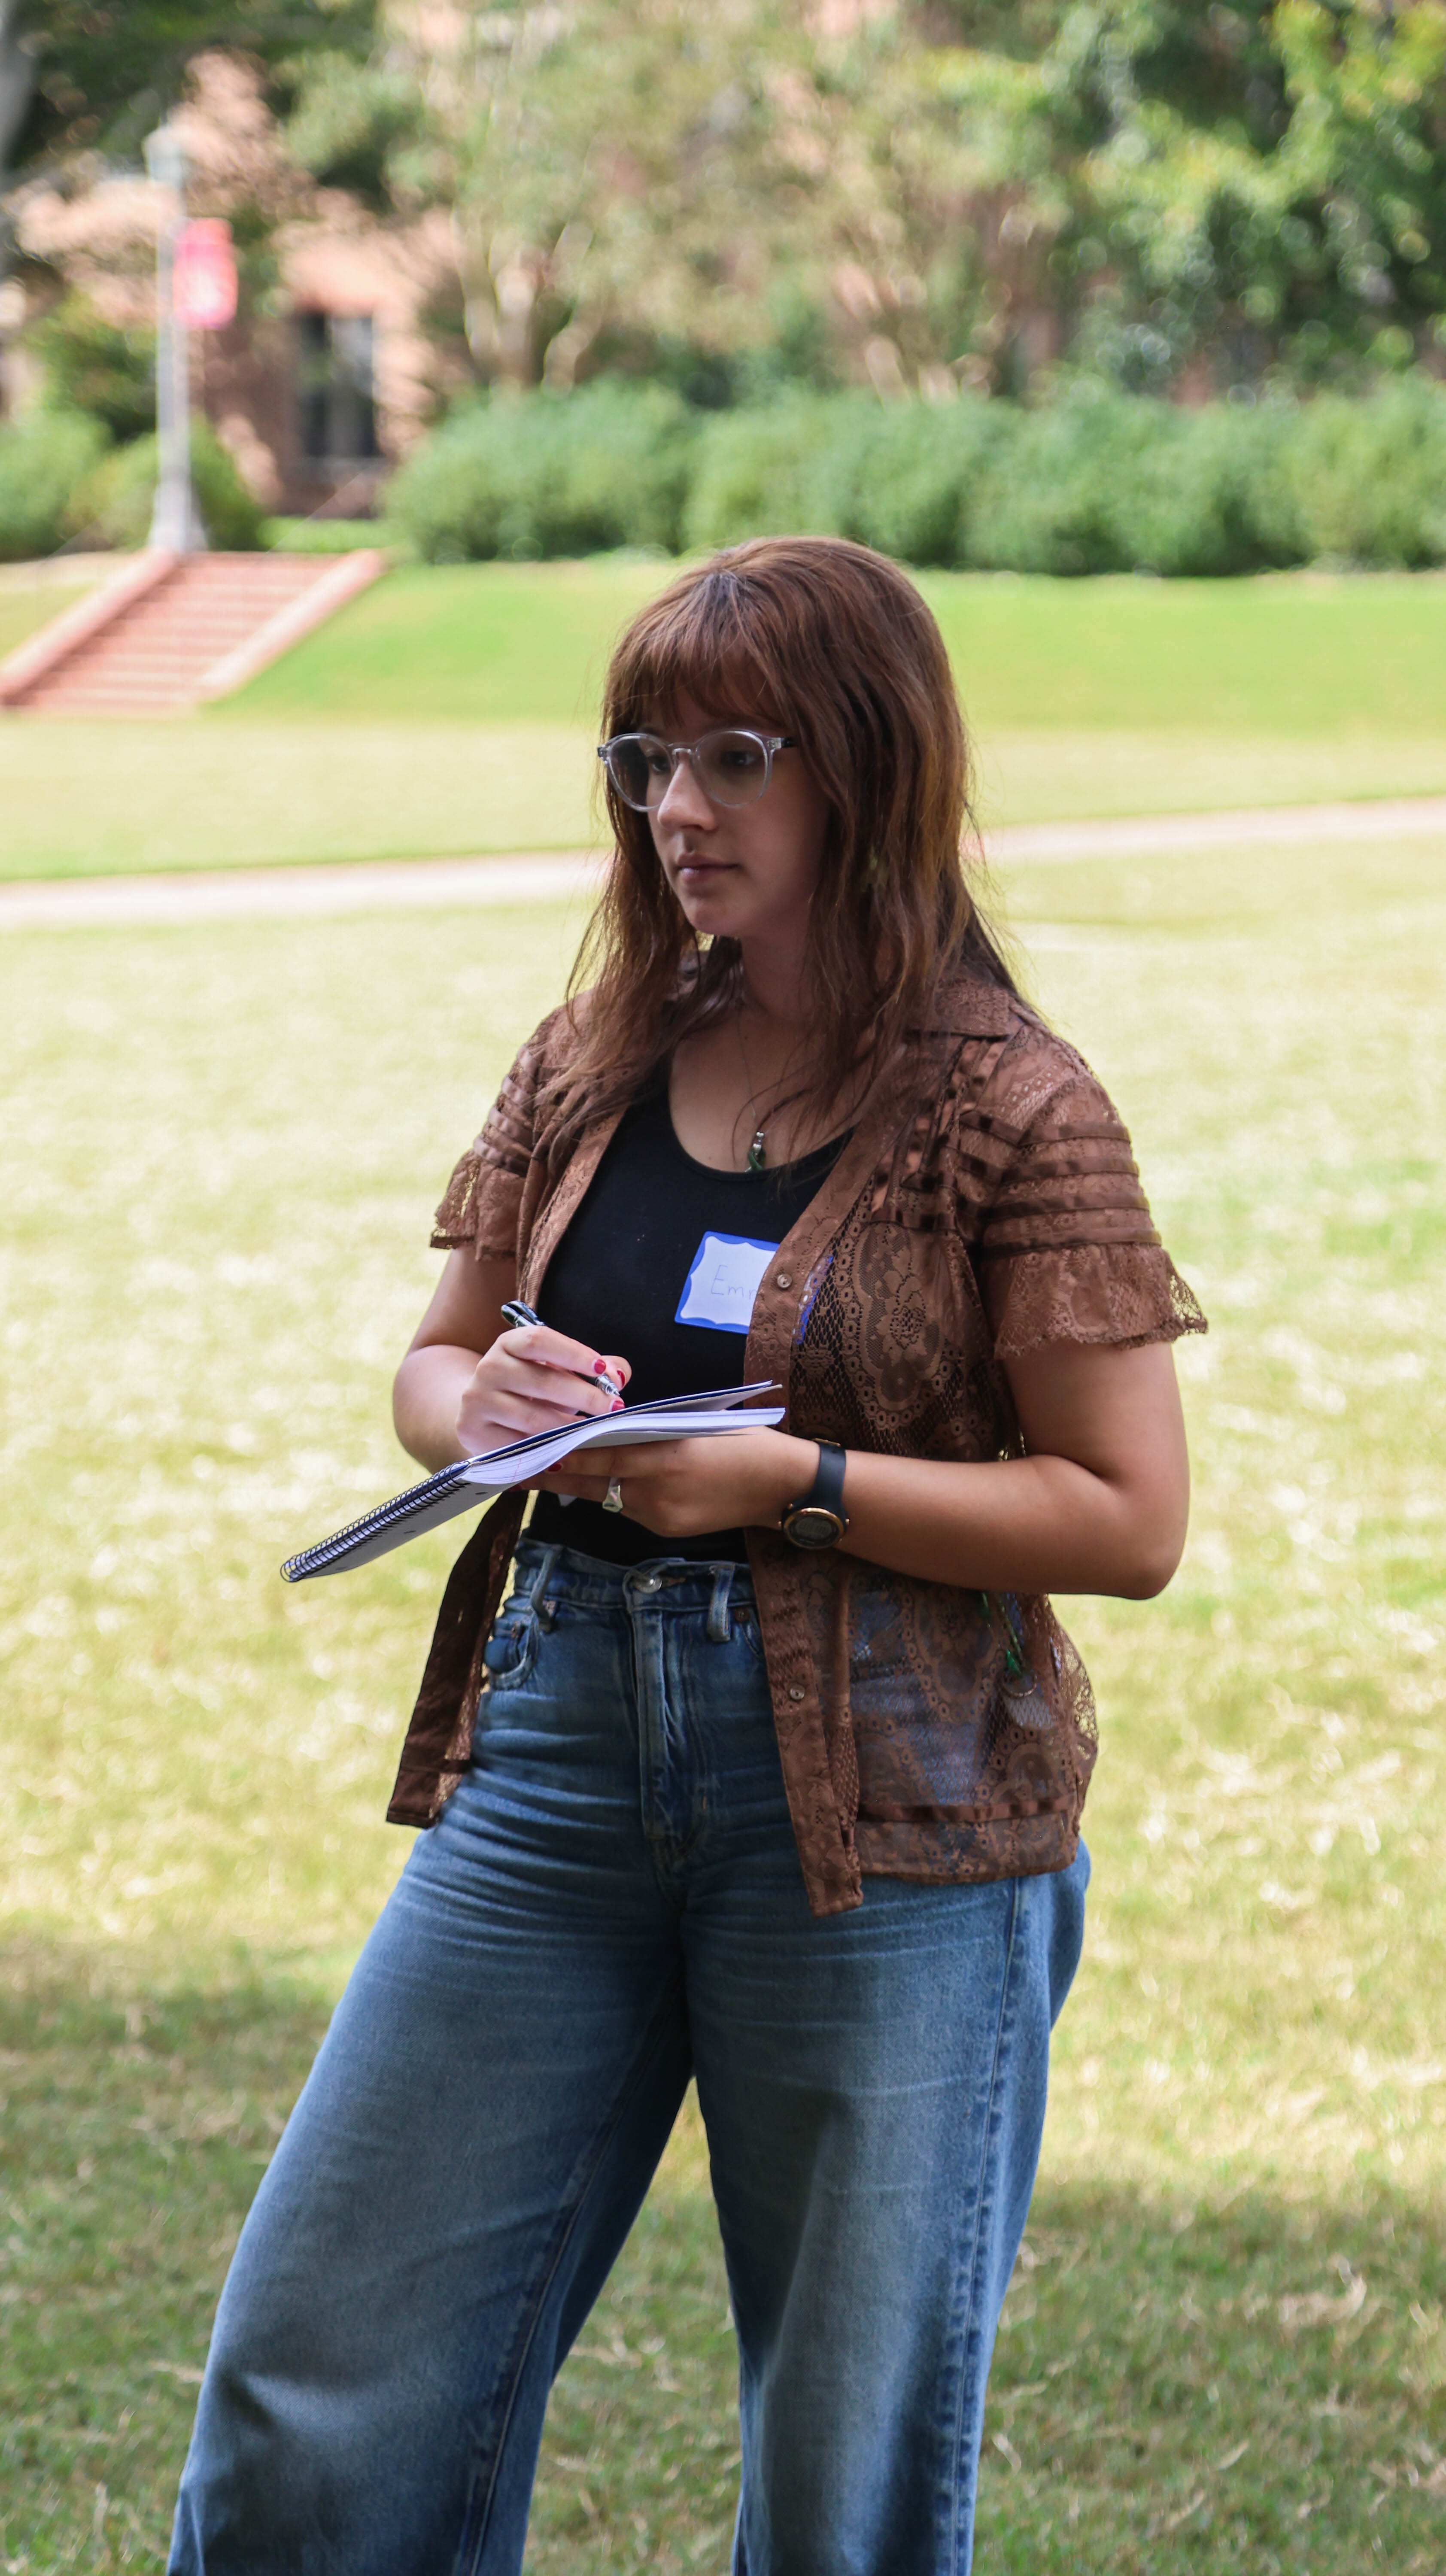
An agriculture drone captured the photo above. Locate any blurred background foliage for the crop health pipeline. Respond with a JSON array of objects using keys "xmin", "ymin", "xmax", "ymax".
[
  {"xmin": 3, "ymin": 1, "xmax": 1446, "ymax": 567},
  {"xmin": 0, "ymin": 1, "xmax": 378, "ymax": 200},
  {"xmin": 7, "ymin": 3, "xmax": 1446, "ymax": 405},
  {"xmin": 276, "ymin": 0, "xmax": 1446, "ymax": 404},
  {"xmin": 379, "ymin": 373, "xmax": 1446, "ymax": 570}
]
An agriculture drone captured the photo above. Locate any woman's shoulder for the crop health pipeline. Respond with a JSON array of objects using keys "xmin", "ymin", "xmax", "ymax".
[
  {"xmin": 504, "ymin": 995, "xmax": 592, "ymax": 1093},
  {"xmin": 926, "ymin": 969, "xmax": 1110, "ymax": 1132},
  {"xmin": 923, "ymin": 969, "xmax": 1093, "ymax": 1082}
]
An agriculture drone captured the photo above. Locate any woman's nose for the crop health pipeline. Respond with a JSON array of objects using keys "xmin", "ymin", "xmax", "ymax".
[{"xmin": 655, "ymin": 752, "xmax": 715, "ymax": 828}]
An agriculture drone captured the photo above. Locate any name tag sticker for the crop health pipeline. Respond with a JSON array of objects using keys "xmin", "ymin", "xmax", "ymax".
[{"xmin": 675, "ymin": 1231, "xmax": 779, "ymax": 1334}]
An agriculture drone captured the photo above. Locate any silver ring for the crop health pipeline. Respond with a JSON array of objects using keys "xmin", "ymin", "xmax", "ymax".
[{"xmin": 602, "ymin": 1477, "xmax": 624, "ymax": 1514}]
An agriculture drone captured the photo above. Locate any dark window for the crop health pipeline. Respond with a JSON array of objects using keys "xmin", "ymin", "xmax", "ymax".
[{"xmin": 296, "ymin": 312, "xmax": 380, "ymax": 465}]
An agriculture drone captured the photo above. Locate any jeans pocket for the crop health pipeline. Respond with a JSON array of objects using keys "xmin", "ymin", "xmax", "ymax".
[
  {"xmin": 732, "ymin": 1609, "xmax": 768, "ymax": 1668},
  {"xmin": 480, "ymin": 1609, "xmax": 539, "ymax": 1693}
]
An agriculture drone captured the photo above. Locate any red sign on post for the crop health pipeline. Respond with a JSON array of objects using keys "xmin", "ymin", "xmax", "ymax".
[{"xmin": 173, "ymin": 219, "xmax": 238, "ymax": 331}]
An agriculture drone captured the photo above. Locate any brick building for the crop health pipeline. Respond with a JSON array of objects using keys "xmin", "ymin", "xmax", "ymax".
[{"xmin": 6, "ymin": 54, "xmax": 461, "ymax": 517}]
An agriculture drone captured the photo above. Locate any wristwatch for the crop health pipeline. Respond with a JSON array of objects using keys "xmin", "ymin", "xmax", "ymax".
[{"xmin": 780, "ymin": 1441, "xmax": 849, "ymax": 1550}]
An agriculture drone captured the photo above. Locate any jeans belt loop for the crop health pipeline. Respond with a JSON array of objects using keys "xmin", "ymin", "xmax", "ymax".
[
  {"xmin": 527, "ymin": 1544, "xmax": 562, "ymax": 1629},
  {"xmin": 706, "ymin": 1564, "xmax": 734, "ymax": 1643}
]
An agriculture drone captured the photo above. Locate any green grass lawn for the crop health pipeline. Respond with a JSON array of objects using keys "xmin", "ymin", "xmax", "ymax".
[
  {"xmin": 0, "ymin": 572, "xmax": 95, "ymax": 667},
  {"xmin": 219, "ymin": 556, "xmax": 665, "ymax": 726},
  {"xmin": 219, "ymin": 559, "xmax": 1446, "ymax": 738},
  {"xmin": 0, "ymin": 718, "xmax": 600, "ymax": 876},
  {"xmin": 3, "ymin": 829, "xmax": 1443, "ymax": 2567},
  {"xmin": 8, "ymin": 719, "xmax": 1446, "ymax": 882},
  {"xmin": 3, "ymin": 561, "xmax": 1446, "ymax": 879}
]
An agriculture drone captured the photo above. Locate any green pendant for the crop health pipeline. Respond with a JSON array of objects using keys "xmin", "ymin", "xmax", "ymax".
[{"xmin": 747, "ymin": 1128, "xmax": 767, "ymax": 1172}]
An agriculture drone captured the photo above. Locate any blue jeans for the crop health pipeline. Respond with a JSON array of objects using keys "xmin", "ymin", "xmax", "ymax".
[{"xmin": 170, "ymin": 1543, "xmax": 1088, "ymax": 2576}]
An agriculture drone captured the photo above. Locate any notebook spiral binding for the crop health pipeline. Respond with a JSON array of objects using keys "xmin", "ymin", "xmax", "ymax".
[{"xmin": 281, "ymin": 1462, "xmax": 471, "ymax": 1583}]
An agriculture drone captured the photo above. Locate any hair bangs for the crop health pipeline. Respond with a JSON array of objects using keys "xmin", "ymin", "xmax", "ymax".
[{"xmin": 605, "ymin": 568, "xmax": 783, "ymax": 735}]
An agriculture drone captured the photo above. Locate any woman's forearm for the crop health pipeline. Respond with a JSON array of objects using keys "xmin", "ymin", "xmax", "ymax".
[
  {"xmin": 835, "ymin": 1341, "xmax": 1189, "ymax": 1597},
  {"xmin": 829, "ymin": 1337, "xmax": 1189, "ymax": 1598},
  {"xmin": 833, "ymin": 1446, "xmax": 1184, "ymax": 1600},
  {"xmin": 392, "ymin": 1344, "xmax": 482, "ymax": 1472}
]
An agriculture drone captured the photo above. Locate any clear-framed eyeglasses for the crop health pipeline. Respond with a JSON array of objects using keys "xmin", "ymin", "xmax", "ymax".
[{"xmin": 598, "ymin": 726, "xmax": 796, "ymax": 812}]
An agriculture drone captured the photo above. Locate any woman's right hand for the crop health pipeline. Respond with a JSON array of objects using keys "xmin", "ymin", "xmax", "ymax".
[
  {"xmin": 395, "ymin": 1253, "xmax": 632, "ymax": 1475},
  {"xmin": 455, "ymin": 1321, "xmax": 632, "ymax": 1460}
]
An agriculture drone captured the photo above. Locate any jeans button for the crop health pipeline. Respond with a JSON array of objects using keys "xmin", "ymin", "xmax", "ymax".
[{"xmin": 637, "ymin": 1572, "xmax": 662, "ymax": 1593}]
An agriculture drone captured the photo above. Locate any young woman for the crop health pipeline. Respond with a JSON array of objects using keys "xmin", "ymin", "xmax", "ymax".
[{"xmin": 170, "ymin": 537, "xmax": 1204, "ymax": 2575}]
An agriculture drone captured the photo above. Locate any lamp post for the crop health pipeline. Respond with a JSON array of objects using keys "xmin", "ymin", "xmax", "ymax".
[{"xmin": 143, "ymin": 121, "xmax": 207, "ymax": 551}]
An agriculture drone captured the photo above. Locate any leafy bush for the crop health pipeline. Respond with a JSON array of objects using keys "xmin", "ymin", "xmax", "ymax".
[
  {"xmin": 680, "ymin": 396, "xmax": 836, "ymax": 552},
  {"xmin": 386, "ymin": 383, "xmax": 697, "ymax": 560},
  {"xmin": 1255, "ymin": 380, "xmax": 1446, "ymax": 568},
  {"xmin": 67, "ymin": 421, "xmax": 267, "ymax": 552},
  {"xmin": 382, "ymin": 377, "xmax": 1446, "ymax": 575},
  {"xmin": 0, "ymin": 412, "xmax": 109, "ymax": 562},
  {"xmin": 961, "ymin": 393, "xmax": 1299, "ymax": 578},
  {"xmin": 812, "ymin": 398, "xmax": 1007, "ymax": 568},
  {"xmin": 681, "ymin": 394, "xmax": 1010, "ymax": 565},
  {"xmin": 25, "ymin": 293, "xmax": 156, "ymax": 444}
]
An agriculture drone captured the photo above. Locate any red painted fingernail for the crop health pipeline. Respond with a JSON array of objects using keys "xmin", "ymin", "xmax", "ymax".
[
  {"xmin": 593, "ymin": 1359, "xmax": 609, "ymax": 1374},
  {"xmin": 611, "ymin": 1397, "xmax": 624, "ymax": 1412}
]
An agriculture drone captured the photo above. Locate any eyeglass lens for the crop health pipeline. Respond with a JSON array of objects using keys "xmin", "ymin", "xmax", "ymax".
[{"xmin": 606, "ymin": 730, "xmax": 773, "ymax": 811}]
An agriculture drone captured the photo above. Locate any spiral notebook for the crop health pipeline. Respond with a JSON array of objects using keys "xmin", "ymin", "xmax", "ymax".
[{"xmin": 280, "ymin": 1382, "xmax": 784, "ymax": 1582}]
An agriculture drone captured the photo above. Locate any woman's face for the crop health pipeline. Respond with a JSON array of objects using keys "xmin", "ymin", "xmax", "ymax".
[{"xmin": 644, "ymin": 692, "xmax": 832, "ymax": 960}]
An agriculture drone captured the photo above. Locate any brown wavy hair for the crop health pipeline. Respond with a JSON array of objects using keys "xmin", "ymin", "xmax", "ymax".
[{"xmin": 546, "ymin": 534, "xmax": 1019, "ymax": 1154}]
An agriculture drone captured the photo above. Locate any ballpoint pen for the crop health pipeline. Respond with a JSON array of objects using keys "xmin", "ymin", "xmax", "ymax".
[{"xmin": 500, "ymin": 1300, "xmax": 623, "ymax": 1403}]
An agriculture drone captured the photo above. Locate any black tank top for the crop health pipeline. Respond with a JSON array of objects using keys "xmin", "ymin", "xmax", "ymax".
[{"xmin": 528, "ymin": 1081, "xmax": 849, "ymax": 1566}]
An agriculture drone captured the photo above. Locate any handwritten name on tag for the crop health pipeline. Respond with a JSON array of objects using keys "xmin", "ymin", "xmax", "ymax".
[{"xmin": 675, "ymin": 1231, "xmax": 779, "ymax": 1334}]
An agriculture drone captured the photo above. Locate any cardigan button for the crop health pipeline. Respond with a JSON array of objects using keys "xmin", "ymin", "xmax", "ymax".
[
  {"xmin": 775, "ymin": 1270, "xmax": 793, "ymax": 1290},
  {"xmin": 787, "ymin": 1685, "xmax": 805, "ymax": 1701}
]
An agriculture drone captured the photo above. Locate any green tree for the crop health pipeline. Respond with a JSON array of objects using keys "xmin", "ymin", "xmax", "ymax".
[
  {"xmin": 0, "ymin": 2, "xmax": 382, "ymax": 421},
  {"xmin": 291, "ymin": 0, "xmax": 834, "ymax": 393},
  {"xmin": 906, "ymin": 1, "xmax": 1446, "ymax": 388},
  {"xmin": 282, "ymin": 0, "xmax": 1446, "ymax": 400},
  {"xmin": 1, "ymin": 1, "xmax": 377, "ymax": 191},
  {"xmin": 25, "ymin": 289, "xmax": 156, "ymax": 437}
]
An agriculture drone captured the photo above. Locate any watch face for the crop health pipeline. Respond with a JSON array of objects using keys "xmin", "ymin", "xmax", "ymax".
[{"xmin": 784, "ymin": 1505, "xmax": 845, "ymax": 1549}]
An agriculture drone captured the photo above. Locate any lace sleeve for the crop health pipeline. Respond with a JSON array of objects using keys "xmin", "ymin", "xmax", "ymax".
[
  {"xmin": 428, "ymin": 1012, "xmax": 560, "ymax": 1263},
  {"xmin": 974, "ymin": 1069, "xmax": 1206, "ymax": 1358}
]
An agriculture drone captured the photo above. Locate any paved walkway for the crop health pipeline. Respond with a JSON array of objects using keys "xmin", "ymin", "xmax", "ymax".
[{"xmin": 3, "ymin": 793, "xmax": 1445, "ymax": 931}]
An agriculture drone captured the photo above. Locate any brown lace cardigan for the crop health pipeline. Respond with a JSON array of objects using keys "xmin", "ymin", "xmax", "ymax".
[{"xmin": 388, "ymin": 971, "xmax": 1206, "ymax": 1918}]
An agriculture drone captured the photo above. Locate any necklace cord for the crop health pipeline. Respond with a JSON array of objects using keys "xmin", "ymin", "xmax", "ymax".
[{"xmin": 734, "ymin": 1012, "xmax": 816, "ymax": 1172}]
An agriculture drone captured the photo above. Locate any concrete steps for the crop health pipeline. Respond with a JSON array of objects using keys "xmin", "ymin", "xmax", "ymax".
[{"xmin": 0, "ymin": 548, "xmax": 388, "ymax": 714}]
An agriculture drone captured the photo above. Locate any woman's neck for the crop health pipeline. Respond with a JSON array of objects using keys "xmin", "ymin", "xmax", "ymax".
[{"xmin": 736, "ymin": 934, "xmax": 812, "ymax": 1037}]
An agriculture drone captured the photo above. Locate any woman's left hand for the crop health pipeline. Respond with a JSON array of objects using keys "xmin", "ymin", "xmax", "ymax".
[{"xmin": 533, "ymin": 1429, "xmax": 816, "ymax": 1537}]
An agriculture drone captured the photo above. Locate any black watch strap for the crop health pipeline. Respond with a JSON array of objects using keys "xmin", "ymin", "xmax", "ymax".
[{"xmin": 780, "ymin": 1440, "xmax": 849, "ymax": 1549}]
